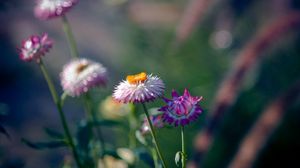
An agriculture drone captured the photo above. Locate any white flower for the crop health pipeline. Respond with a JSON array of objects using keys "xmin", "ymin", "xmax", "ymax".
[
  {"xmin": 113, "ymin": 72, "xmax": 165, "ymax": 103},
  {"xmin": 60, "ymin": 58, "xmax": 107, "ymax": 97},
  {"xmin": 34, "ymin": 0, "xmax": 78, "ymax": 20}
]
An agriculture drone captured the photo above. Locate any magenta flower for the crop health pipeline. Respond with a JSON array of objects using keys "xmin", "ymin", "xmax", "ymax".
[
  {"xmin": 140, "ymin": 113, "xmax": 164, "ymax": 135},
  {"xmin": 18, "ymin": 33, "xmax": 53, "ymax": 62},
  {"xmin": 34, "ymin": 0, "xmax": 78, "ymax": 20},
  {"xmin": 159, "ymin": 89, "xmax": 203, "ymax": 126},
  {"xmin": 60, "ymin": 58, "xmax": 107, "ymax": 97},
  {"xmin": 113, "ymin": 72, "xmax": 165, "ymax": 103}
]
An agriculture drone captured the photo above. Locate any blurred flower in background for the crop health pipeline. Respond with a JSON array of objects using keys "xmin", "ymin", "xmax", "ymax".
[
  {"xmin": 34, "ymin": 0, "xmax": 78, "ymax": 20},
  {"xmin": 140, "ymin": 111, "xmax": 164, "ymax": 135},
  {"xmin": 99, "ymin": 96, "xmax": 130, "ymax": 120},
  {"xmin": 60, "ymin": 58, "xmax": 107, "ymax": 97},
  {"xmin": 98, "ymin": 155, "xmax": 128, "ymax": 168}
]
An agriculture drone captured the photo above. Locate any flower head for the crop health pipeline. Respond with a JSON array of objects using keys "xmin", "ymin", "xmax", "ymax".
[
  {"xmin": 99, "ymin": 96, "xmax": 130, "ymax": 120},
  {"xmin": 140, "ymin": 112, "xmax": 164, "ymax": 135},
  {"xmin": 34, "ymin": 0, "xmax": 78, "ymax": 20},
  {"xmin": 159, "ymin": 89, "xmax": 203, "ymax": 126},
  {"xmin": 60, "ymin": 58, "xmax": 107, "ymax": 97},
  {"xmin": 18, "ymin": 33, "xmax": 53, "ymax": 62},
  {"xmin": 113, "ymin": 72, "xmax": 165, "ymax": 103}
]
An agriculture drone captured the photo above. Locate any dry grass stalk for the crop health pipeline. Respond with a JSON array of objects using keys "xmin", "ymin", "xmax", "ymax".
[
  {"xmin": 228, "ymin": 80, "xmax": 300, "ymax": 168},
  {"xmin": 189, "ymin": 12, "xmax": 300, "ymax": 167}
]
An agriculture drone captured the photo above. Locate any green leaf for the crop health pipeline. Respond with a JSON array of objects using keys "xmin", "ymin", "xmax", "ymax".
[
  {"xmin": 135, "ymin": 130, "xmax": 147, "ymax": 145},
  {"xmin": 43, "ymin": 128, "xmax": 64, "ymax": 139},
  {"xmin": 92, "ymin": 119, "xmax": 122, "ymax": 127},
  {"xmin": 76, "ymin": 120, "xmax": 93, "ymax": 152},
  {"xmin": 21, "ymin": 138, "xmax": 68, "ymax": 150},
  {"xmin": 0, "ymin": 124, "xmax": 10, "ymax": 139},
  {"xmin": 175, "ymin": 151, "xmax": 182, "ymax": 167}
]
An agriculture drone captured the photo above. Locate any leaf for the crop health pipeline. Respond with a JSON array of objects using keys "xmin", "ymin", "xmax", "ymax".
[
  {"xmin": 76, "ymin": 120, "xmax": 93, "ymax": 152},
  {"xmin": 148, "ymin": 108, "xmax": 163, "ymax": 116},
  {"xmin": 175, "ymin": 151, "xmax": 182, "ymax": 167},
  {"xmin": 21, "ymin": 138, "xmax": 68, "ymax": 150},
  {"xmin": 92, "ymin": 119, "xmax": 122, "ymax": 127},
  {"xmin": 44, "ymin": 128, "xmax": 64, "ymax": 139},
  {"xmin": 135, "ymin": 130, "xmax": 147, "ymax": 145},
  {"xmin": 0, "ymin": 124, "xmax": 10, "ymax": 139}
]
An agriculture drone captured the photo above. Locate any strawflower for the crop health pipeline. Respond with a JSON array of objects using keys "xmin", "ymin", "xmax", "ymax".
[
  {"xmin": 140, "ymin": 112, "xmax": 164, "ymax": 135},
  {"xmin": 159, "ymin": 89, "xmax": 203, "ymax": 126},
  {"xmin": 113, "ymin": 72, "xmax": 165, "ymax": 103},
  {"xmin": 34, "ymin": 0, "xmax": 78, "ymax": 20},
  {"xmin": 99, "ymin": 96, "xmax": 130, "ymax": 120},
  {"xmin": 18, "ymin": 33, "xmax": 53, "ymax": 62},
  {"xmin": 60, "ymin": 58, "xmax": 107, "ymax": 97}
]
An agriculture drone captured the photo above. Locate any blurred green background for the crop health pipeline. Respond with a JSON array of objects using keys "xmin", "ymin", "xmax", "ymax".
[{"xmin": 0, "ymin": 0, "xmax": 300, "ymax": 167}]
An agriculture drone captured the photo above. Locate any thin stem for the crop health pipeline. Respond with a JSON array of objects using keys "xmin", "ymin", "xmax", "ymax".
[
  {"xmin": 61, "ymin": 91, "xmax": 68, "ymax": 106},
  {"xmin": 151, "ymin": 147, "xmax": 159, "ymax": 168},
  {"xmin": 83, "ymin": 93, "xmax": 106, "ymax": 158},
  {"xmin": 128, "ymin": 103, "xmax": 137, "ymax": 149},
  {"xmin": 62, "ymin": 15, "xmax": 79, "ymax": 58},
  {"xmin": 39, "ymin": 60, "xmax": 83, "ymax": 168},
  {"xmin": 181, "ymin": 126, "xmax": 186, "ymax": 168},
  {"xmin": 141, "ymin": 103, "xmax": 167, "ymax": 168}
]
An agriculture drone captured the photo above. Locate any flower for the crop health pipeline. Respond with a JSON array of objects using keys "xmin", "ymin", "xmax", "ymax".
[
  {"xmin": 140, "ymin": 112, "xmax": 164, "ymax": 135},
  {"xmin": 18, "ymin": 33, "xmax": 53, "ymax": 62},
  {"xmin": 60, "ymin": 58, "xmax": 107, "ymax": 97},
  {"xmin": 117, "ymin": 148, "xmax": 135, "ymax": 164},
  {"xmin": 98, "ymin": 156, "xmax": 127, "ymax": 168},
  {"xmin": 159, "ymin": 89, "xmax": 203, "ymax": 126},
  {"xmin": 99, "ymin": 96, "xmax": 130, "ymax": 120},
  {"xmin": 113, "ymin": 72, "xmax": 165, "ymax": 103},
  {"xmin": 34, "ymin": 0, "xmax": 78, "ymax": 20}
]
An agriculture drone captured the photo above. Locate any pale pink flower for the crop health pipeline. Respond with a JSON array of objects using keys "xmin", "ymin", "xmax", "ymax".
[
  {"xmin": 60, "ymin": 58, "xmax": 107, "ymax": 97},
  {"xmin": 113, "ymin": 72, "xmax": 165, "ymax": 103},
  {"xmin": 34, "ymin": 0, "xmax": 78, "ymax": 20}
]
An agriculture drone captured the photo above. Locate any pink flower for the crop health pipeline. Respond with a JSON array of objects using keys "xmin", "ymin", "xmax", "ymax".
[
  {"xmin": 18, "ymin": 33, "xmax": 53, "ymax": 62},
  {"xmin": 34, "ymin": 0, "xmax": 78, "ymax": 20},
  {"xmin": 140, "ymin": 112, "xmax": 164, "ymax": 135},
  {"xmin": 113, "ymin": 72, "xmax": 165, "ymax": 103},
  {"xmin": 159, "ymin": 89, "xmax": 203, "ymax": 126},
  {"xmin": 60, "ymin": 58, "xmax": 107, "ymax": 97}
]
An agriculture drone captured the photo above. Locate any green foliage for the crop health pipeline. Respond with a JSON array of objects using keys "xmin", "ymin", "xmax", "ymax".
[{"xmin": 21, "ymin": 138, "xmax": 68, "ymax": 150}]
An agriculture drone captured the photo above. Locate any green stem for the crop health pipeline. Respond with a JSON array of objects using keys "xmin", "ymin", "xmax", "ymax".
[
  {"xmin": 128, "ymin": 103, "xmax": 137, "ymax": 149},
  {"xmin": 62, "ymin": 15, "xmax": 79, "ymax": 58},
  {"xmin": 141, "ymin": 103, "xmax": 167, "ymax": 168},
  {"xmin": 151, "ymin": 147, "xmax": 159, "ymax": 168},
  {"xmin": 181, "ymin": 126, "xmax": 186, "ymax": 168},
  {"xmin": 61, "ymin": 91, "xmax": 68, "ymax": 106},
  {"xmin": 38, "ymin": 60, "xmax": 83, "ymax": 168},
  {"xmin": 83, "ymin": 94, "xmax": 106, "ymax": 158}
]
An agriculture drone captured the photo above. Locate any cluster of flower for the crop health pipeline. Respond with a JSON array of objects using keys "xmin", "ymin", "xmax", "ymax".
[
  {"xmin": 18, "ymin": 0, "xmax": 203, "ymax": 129},
  {"xmin": 17, "ymin": 0, "xmax": 204, "ymax": 167}
]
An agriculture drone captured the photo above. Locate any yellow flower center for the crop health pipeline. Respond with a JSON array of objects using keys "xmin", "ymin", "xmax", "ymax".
[{"xmin": 126, "ymin": 72, "xmax": 147, "ymax": 84}]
